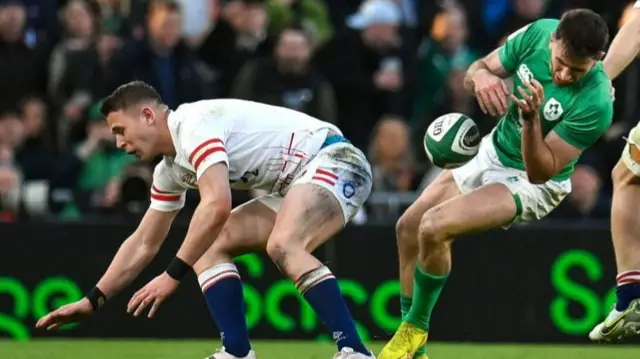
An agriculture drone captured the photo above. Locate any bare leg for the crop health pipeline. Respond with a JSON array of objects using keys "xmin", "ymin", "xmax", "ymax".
[
  {"xmin": 380, "ymin": 184, "xmax": 518, "ymax": 359},
  {"xmin": 193, "ymin": 200, "xmax": 276, "ymax": 273},
  {"xmin": 418, "ymin": 183, "xmax": 517, "ymax": 275},
  {"xmin": 265, "ymin": 183, "xmax": 372, "ymax": 357},
  {"xmin": 610, "ymin": 160, "xmax": 640, "ymax": 274},
  {"xmin": 396, "ymin": 171, "xmax": 460, "ymax": 297},
  {"xmin": 589, "ymin": 154, "xmax": 640, "ymax": 341},
  {"xmin": 193, "ymin": 200, "xmax": 276, "ymax": 359}
]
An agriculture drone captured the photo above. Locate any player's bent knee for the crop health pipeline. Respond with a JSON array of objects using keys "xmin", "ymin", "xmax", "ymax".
[
  {"xmin": 418, "ymin": 208, "xmax": 450, "ymax": 246},
  {"xmin": 396, "ymin": 213, "xmax": 420, "ymax": 253},
  {"xmin": 265, "ymin": 237, "xmax": 303, "ymax": 272},
  {"xmin": 192, "ymin": 227, "xmax": 243, "ymax": 273}
]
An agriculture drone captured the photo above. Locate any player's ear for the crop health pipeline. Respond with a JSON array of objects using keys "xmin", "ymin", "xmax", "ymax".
[{"xmin": 141, "ymin": 107, "xmax": 155, "ymax": 126}]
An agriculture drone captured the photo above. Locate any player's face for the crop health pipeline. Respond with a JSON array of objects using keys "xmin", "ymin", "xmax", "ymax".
[
  {"xmin": 549, "ymin": 37, "xmax": 600, "ymax": 86},
  {"xmin": 106, "ymin": 108, "xmax": 159, "ymax": 161}
]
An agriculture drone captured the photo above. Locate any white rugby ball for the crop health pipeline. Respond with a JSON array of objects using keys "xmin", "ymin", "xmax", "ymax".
[{"xmin": 423, "ymin": 113, "xmax": 481, "ymax": 169}]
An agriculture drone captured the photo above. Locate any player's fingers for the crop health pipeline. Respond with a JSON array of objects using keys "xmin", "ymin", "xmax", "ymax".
[
  {"xmin": 133, "ymin": 295, "xmax": 151, "ymax": 317},
  {"xmin": 37, "ymin": 310, "xmax": 61, "ymax": 327},
  {"xmin": 148, "ymin": 298, "xmax": 163, "ymax": 318},
  {"xmin": 481, "ymin": 90, "xmax": 499, "ymax": 116},
  {"xmin": 493, "ymin": 87, "xmax": 508, "ymax": 114},
  {"xmin": 127, "ymin": 290, "xmax": 145, "ymax": 313},
  {"xmin": 532, "ymin": 80, "xmax": 543, "ymax": 105},
  {"xmin": 510, "ymin": 95, "xmax": 530, "ymax": 113},
  {"xmin": 500, "ymin": 79, "xmax": 509, "ymax": 95},
  {"xmin": 517, "ymin": 87, "xmax": 532, "ymax": 106},
  {"xmin": 487, "ymin": 90, "xmax": 503, "ymax": 116},
  {"xmin": 36, "ymin": 316, "xmax": 49, "ymax": 328},
  {"xmin": 47, "ymin": 323, "xmax": 62, "ymax": 331},
  {"xmin": 476, "ymin": 90, "xmax": 489, "ymax": 114}
]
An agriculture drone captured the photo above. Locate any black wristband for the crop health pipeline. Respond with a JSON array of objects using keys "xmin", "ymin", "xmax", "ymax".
[
  {"xmin": 166, "ymin": 256, "xmax": 191, "ymax": 281},
  {"xmin": 86, "ymin": 286, "xmax": 107, "ymax": 311}
]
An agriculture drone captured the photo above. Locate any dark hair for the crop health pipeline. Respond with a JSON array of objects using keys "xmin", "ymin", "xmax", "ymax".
[
  {"xmin": 147, "ymin": 0, "xmax": 181, "ymax": 17},
  {"xmin": 277, "ymin": 25, "xmax": 313, "ymax": 45},
  {"xmin": 556, "ymin": 9, "xmax": 609, "ymax": 59},
  {"xmin": 100, "ymin": 81, "xmax": 164, "ymax": 117}
]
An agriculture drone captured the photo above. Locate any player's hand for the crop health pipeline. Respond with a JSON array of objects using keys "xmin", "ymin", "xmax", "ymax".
[
  {"xmin": 127, "ymin": 272, "xmax": 179, "ymax": 318},
  {"xmin": 510, "ymin": 79, "xmax": 544, "ymax": 122},
  {"xmin": 472, "ymin": 69, "xmax": 509, "ymax": 117},
  {"xmin": 35, "ymin": 298, "xmax": 93, "ymax": 331}
]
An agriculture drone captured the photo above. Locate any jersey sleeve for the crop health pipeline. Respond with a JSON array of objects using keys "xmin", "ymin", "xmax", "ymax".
[
  {"xmin": 552, "ymin": 96, "xmax": 613, "ymax": 151},
  {"xmin": 149, "ymin": 160, "xmax": 186, "ymax": 212},
  {"xmin": 179, "ymin": 113, "xmax": 230, "ymax": 181},
  {"xmin": 498, "ymin": 23, "xmax": 535, "ymax": 74}
]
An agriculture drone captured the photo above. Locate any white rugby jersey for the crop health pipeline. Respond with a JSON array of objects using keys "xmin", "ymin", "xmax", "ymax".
[
  {"xmin": 150, "ymin": 99, "xmax": 341, "ymax": 212},
  {"xmin": 636, "ymin": 1, "xmax": 640, "ymax": 8}
]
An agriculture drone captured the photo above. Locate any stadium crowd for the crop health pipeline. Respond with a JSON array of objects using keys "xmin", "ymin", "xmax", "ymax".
[{"xmin": 0, "ymin": 0, "xmax": 635, "ymax": 223}]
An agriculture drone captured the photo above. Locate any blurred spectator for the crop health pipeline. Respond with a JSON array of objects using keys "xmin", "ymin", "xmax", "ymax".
[
  {"xmin": 0, "ymin": 0, "xmax": 47, "ymax": 112},
  {"xmin": 369, "ymin": 116, "xmax": 416, "ymax": 192},
  {"xmin": 198, "ymin": 0, "xmax": 274, "ymax": 97},
  {"xmin": 317, "ymin": 0, "xmax": 413, "ymax": 150},
  {"xmin": 267, "ymin": 0, "xmax": 334, "ymax": 46},
  {"xmin": 231, "ymin": 26, "xmax": 337, "ymax": 122},
  {"xmin": 411, "ymin": 5, "xmax": 478, "ymax": 138},
  {"xmin": 0, "ymin": 103, "xmax": 53, "ymax": 220},
  {"xmin": 551, "ymin": 152, "xmax": 610, "ymax": 219},
  {"xmin": 178, "ymin": 0, "xmax": 215, "ymax": 41},
  {"xmin": 49, "ymin": 0, "xmax": 102, "ymax": 147},
  {"xmin": 367, "ymin": 115, "xmax": 419, "ymax": 221},
  {"xmin": 102, "ymin": 0, "xmax": 216, "ymax": 109},
  {"xmin": 14, "ymin": 96, "xmax": 53, "ymax": 182},
  {"xmin": 497, "ymin": 0, "xmax": 547, "ymax": 45},
  {"xmin": 21, "ymin": 0, "xmax": 61, "ymax": 46},
  {"xmin": 98, "ymin": 0, "xmax": 144, "ymax": 39},
  {"xmin": 52, "ymin": 101, "xmax": 137, "ymax": 219}
]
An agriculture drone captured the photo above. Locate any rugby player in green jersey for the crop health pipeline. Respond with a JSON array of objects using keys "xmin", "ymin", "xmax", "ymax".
[{"xmin": 379, "ymin": 9, "xmax": 612, "ymax": 359}]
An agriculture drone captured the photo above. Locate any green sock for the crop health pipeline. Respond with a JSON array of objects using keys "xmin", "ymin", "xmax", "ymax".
[
  {"xmin": 405, "ymin": 266, "xmax": 449, "ymax": 331},
  {"xmin": 400, "ymin": 295, "xmax": 427, "ymax": 356}
]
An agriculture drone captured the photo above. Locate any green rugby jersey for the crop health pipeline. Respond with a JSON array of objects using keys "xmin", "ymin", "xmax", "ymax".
[{"xmin": 494, "ymin": 19, "xmax": 612, "ymax": 181}]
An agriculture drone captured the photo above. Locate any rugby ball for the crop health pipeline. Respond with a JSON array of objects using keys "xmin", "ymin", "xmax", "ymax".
[{"xmin": 423, "ymin": 113, "xmax": 481, "ymax": 169}]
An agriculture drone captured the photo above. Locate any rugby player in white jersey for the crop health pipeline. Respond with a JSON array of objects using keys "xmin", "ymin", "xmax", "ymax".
[
  {"xmin": 587, "ymin": 0, "xmax": 640, "ymax": 341},
  {"xmin": 36, "ymin": 81, "xmax": 375, "ymax": 359}
]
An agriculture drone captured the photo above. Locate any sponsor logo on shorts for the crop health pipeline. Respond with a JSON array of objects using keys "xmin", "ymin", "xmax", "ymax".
[
  {"xmin": 182, "ymin": 173, "xmax": 197, "ymax": 186},
  {"xmin": 342, "ymin": 182, "xmax": 355, "ymax": 199}
]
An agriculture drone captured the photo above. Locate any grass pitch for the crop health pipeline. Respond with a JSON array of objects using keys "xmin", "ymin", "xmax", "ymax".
[{"xmin": 1, "ymin": 340, "xmax": 640, "ymax": 359}]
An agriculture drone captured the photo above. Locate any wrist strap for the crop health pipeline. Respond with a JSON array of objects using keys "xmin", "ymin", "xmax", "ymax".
[
  {"xmin": 166, "ymin": 256, "xmax": 191, "ymax": 281},
  {"xmin": 86, "ymin": 286, "xmax": 107, "ymax": 311}
]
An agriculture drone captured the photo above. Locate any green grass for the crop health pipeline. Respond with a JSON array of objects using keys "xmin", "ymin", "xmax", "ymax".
[{"xmin": 1, "ymin": 340, "xmax": 640, "ymax": 359}]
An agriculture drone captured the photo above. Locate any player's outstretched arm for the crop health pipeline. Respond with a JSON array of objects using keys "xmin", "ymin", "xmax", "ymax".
[
  {"xmin": 35, "ymin": 208, "xmax": 178, "ymax": 330},
  {"xmin": 95, "ymin": 208, "xmax": 179, "ymax": 296},
  {"xmin": 604, "ymin": 5, "xmax": 640, "ymax": 80},
  {"xmin": 126, "ymin": 163, "xmax": 231, "ymax": 318}
]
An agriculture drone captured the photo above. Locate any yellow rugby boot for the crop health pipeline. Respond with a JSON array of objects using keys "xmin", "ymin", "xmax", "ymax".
[{"xmin": 378, "ymin": 322, "xmax": 428, "ymax": 359}]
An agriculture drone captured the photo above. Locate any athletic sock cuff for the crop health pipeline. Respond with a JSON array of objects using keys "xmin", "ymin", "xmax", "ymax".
[
  {"xmin": 198, "ymin": 263, "xmax": 241, "ymax": 292},
  {"xmin": 400, "ymin": 295, "xmax": 413, "ymax": 307},
  {"xmin": 414, "ymin": 266, "xmax": 449, "ymax": 285},
  {"xmin": 295, "ymin": 266, "xmax": 335, "ymax": 295},
  {"xmin": 617, "ymin": 270, "xmax": 640, "ymax": 286}
]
